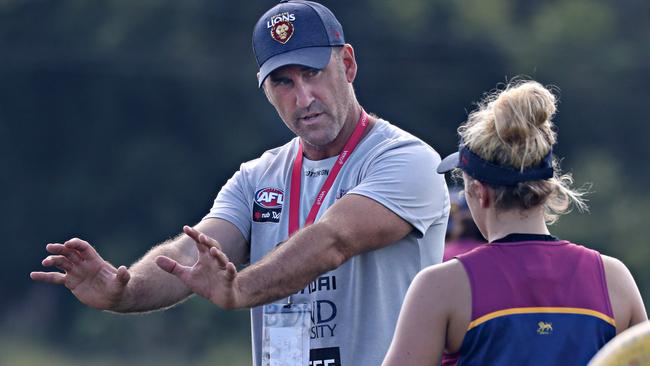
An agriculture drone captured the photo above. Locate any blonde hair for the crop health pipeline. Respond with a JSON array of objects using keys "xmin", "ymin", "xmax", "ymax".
[{"xmin": 458, "ymin": 79, "xmax": 588, "ymax": 224}]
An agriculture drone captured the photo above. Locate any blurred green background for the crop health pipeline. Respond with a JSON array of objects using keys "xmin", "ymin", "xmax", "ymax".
[{"xmin": 4, "ymin": 0, "xmax": 649, "ymax": 365}]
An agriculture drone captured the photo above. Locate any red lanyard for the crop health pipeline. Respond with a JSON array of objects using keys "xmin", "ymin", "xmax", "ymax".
[{"xmin": 288, "ymin": 110, "xmax": 369, "ymax": 236}]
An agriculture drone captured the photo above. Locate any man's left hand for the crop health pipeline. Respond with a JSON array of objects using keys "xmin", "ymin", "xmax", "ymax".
[{"xmin": 156, "ymin": 225, "xmax": 242, "ymax": 309}]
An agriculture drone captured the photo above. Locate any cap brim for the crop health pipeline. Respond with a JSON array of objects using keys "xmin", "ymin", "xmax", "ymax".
[
  {"xmin": 436, "ymin": 151, "xmax": 460, "ymax": 174},
  {"xmin": 258, "ymin": 46, "xmax": 333, "ymax": 87}
]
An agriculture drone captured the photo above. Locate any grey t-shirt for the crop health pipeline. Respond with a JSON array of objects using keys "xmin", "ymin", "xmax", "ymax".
[{"xmin": 205, "ymin": 119, "xmax": 449, "ymax": 366}]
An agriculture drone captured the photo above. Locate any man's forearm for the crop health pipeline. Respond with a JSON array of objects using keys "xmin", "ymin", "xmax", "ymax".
[
  {"xmin": 229, "ymin": 194, "xmax": 413, "ymax": 309},
  {"xmin": 234, "ymin": 221, "xmax": 346, "ymax": 309},
  {"xmin": 111, "ymin": 237, "xmax": 197, "ymax": 313}
]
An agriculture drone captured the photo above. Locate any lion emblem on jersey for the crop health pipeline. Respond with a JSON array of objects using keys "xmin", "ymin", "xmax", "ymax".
[
  {"xmin": 272, "ymin": 21, "xmax": 294, "ymax": 44},
  {"xmin": 537, "ymin": 321, "xmax": 553, "ymax": 335}
]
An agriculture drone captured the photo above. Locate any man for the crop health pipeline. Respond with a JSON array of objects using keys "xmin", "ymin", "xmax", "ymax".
[
  {"xmin": 443, "ymin": 188, "xmax": 485, "ymax": 261},
  {"xmin": 31, "ymin": 1, "xmax": 449, "ymax": 365}
]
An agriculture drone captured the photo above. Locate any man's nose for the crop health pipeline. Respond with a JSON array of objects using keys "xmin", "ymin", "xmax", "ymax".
[{"xmin": 294, "ymin": 80, "xmax": 315, "ymax": 109}]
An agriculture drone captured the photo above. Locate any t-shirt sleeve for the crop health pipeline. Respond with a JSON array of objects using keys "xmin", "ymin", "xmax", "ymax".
[
  {"xmin": 347, "ymin": 141, "xmax": 448, "ymax": 238},
  {"xmin": 203, "ymin": 167, "xmax": 252, "ymax": 242}
]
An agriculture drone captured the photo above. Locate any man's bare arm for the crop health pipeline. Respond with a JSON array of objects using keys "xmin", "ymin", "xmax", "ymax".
[
  {"xmin": 31, "ymin": 218, "xmax": 248, "ymax": 313},
  {"xmin": 180, "ymin": 193, "xmax": 413, "ymax": 309},
  {"xmin": 119, "ymin": 218, "xmax": 248, "ymax": 312}
]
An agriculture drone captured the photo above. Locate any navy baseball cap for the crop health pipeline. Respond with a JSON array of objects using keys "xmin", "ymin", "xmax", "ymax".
[
  {"xmin": 437, "ymin": 145, "xmax": 554, "ymax": 186},
  {"xmin": 253, "ymin": 0, "xmax": 346, "ymax": 87}
]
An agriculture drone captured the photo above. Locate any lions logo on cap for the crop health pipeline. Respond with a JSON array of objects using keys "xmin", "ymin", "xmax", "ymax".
[
  {"xmin": 267, "ymin": 12, "xmax": 296, "ymax": 44},
  {"xmin": 272, "ymin": 22, "xmax": 294, "ymax": 44}
]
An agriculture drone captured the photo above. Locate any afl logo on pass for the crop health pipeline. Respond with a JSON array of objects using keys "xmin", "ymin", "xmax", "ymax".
[{"xmin": 253, "ymin": 187, "xmax": 284, "ymax": 223}]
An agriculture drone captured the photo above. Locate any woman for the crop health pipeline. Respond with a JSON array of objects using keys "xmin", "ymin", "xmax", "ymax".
[{"xmin": 382, "ymin": 80, "xmax": 647, "ymax": 366}]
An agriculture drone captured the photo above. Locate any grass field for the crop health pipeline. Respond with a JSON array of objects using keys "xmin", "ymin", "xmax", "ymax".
[{"xmin": 0, "ymin": 336, "xmax": 251, "ymax": 366}]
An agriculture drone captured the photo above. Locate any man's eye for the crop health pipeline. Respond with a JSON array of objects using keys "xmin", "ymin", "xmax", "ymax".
[
  {"xmin": 305, "ymin": 69, "xmax": 319, "ymax": 77},
  {"xmin": 273, "ymin": 79, "xmax": 292, "ymax": 86}
]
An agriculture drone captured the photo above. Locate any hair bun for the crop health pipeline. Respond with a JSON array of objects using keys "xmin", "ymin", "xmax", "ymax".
[
  {"xmin": 460, "ymin": 79, "xmax": 558, "ymax": 171},
  {"xmin": 492, "ymin": 81, "xmax": 556, "ymax": 146}
]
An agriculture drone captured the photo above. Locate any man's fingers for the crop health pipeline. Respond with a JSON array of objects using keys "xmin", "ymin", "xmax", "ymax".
[
  {"xmin": 42, "ymin": 255, "xmax": 73, "ymax": 272},
  {"xmin": 184, "ymin": 226, "xmax": 208, "ymax": 254},
  {"xmin": 155, "ymin": 256, "xmax": 189, "ymax": 278},
  {"xmin": 183, "ymin": 225, "xmax": 201, "ymax": 242},
  {"xmin": 225, "ymin": 262, "xmax": 237, "ymax": 281},
  {"xmin": 199, "ymin": 233, "xmax": 222, "ymax": 250},
  {"xmin": 45, "ymin": 243, "xmax": 83, "ymax": 263},
  {"xmin": 30, "ymin": 271, "xmax": 66, "ymax": 285},
  {"xmin": 184, "ymin": 225, "xmax": 222, "ymax": 251},
  {"xmin": 63, "ymin": 238, "xmax": 98, "ymax": 261},
  {"xmin": 209, "ymin": 247, "xmax": 232, "ymax": 269}
]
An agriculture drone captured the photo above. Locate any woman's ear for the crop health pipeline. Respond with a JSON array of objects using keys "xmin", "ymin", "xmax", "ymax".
[
  {"xmin": 469, "ymin": 180, "xmax": 491, "ymax": 209},
  {"xmin": 477, "ymin": 181, "xmax": 491, "ymax": 208}
]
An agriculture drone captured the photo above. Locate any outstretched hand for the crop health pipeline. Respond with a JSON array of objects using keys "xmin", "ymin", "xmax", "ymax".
[
  {"xmin": 155, "ymin": 225, "xmax": 242, "ymax": 309},
  {"xmin": 30, "ymin": 238, "xmax": 130, "ymax": 310}
]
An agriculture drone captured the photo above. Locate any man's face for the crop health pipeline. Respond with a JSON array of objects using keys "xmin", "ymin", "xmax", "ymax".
[{"xmin": 262, "ymin": 48, "xmax": 354, "ymax": 150}]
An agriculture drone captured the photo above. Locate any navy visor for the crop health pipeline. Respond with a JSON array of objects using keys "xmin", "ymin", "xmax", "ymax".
[{"xmin": 437, "ymin": 146, "xmax": 554, "ymax": 186}]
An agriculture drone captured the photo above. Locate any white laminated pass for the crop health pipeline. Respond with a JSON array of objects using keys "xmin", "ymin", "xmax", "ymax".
[{"xmin": 262, "ymin": 302, "xmax": 311, "ymax": 366}]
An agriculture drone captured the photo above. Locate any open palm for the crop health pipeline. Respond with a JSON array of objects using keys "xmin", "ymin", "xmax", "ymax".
[
  {"xmin": 156, "ymin": 226, "xmax": 241, "ymax": 309},
  {"xmin": 31, "ymin": 238, "xmax": 130, "ymax": 310}
]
